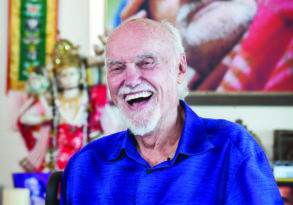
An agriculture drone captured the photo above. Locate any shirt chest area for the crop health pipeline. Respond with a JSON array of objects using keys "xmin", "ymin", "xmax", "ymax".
[{"xmin": 72, "ymin": 153, "xmax": 230, "ymax": 204}]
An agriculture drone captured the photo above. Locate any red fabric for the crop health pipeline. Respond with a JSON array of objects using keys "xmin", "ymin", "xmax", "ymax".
[
  {"xmin": 56, "ymin": 124, "xmax": 84, "ymax": 170},
  {"xmin": 264, "ymin": 39, "xmax": 293, "ymax": 91},
  {"xmin": 88, "ymin": 84, "xmax": 108, "ymax": 135},
  {"xmin": 240, "ymin": 0, "xmax": 292, "ymax": 90},
  {"xmin": 217, "ymin": 0, "xmax": 293, "ymax": 91},
  {"xmin": 17, "ymin": 119, "xmax": 37, "ymax": 150}
]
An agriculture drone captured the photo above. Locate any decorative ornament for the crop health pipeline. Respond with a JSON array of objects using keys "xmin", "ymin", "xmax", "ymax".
[{"xmin": 51, "ymin": 39, "xmax": 82, "ymax": 74}]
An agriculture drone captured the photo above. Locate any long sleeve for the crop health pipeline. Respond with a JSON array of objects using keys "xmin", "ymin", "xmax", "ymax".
[{"xmin": 226, "ymin": 151, "xmax": 283, "ymax": 204}]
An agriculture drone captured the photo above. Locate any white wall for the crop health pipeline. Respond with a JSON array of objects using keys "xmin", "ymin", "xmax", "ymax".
[
  {"xmin": 0, "ymin": 0, "xmax": 26, "ymax": 189},
  {"xmin": 191, "ymin": 106, "xmax": 293, "ymax": 159},
  {"xmin": 58, "ymin": 0, "xmax": 90, "ymax": 56},
  {"xmin": 58, "ymin": 0, "xmax": 104, "ymax": 56},
  {"xmin": 0, "ymin": 0, "xmax": 292, "ymax": 188}
]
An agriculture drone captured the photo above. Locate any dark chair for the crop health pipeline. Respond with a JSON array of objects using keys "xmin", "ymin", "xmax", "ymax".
[{"xmin": 45, "ymin": 171, "xmax": 63, "ymax": 205}]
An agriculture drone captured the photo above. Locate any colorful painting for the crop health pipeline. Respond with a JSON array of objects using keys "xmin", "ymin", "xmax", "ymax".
[{"xmin": 105, "ymin": 0, "xmax": 293, "ymax": 104}]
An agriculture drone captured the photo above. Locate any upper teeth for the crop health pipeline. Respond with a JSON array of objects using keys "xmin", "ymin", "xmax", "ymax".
[{"xmin": 125, "ymin": 91, "xmax": 152, "ymax": 102}]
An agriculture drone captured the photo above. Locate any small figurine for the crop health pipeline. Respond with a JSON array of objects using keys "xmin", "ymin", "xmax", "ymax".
[{"xmin": 17, "ymin": 69, "xmax": 52, "ymax": 171}]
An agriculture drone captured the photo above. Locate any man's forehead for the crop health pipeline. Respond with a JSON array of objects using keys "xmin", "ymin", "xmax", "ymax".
[
  {"xmin": 106, "ymin": 20, "xmax": 174, "ymax": 60},
  {"xmin": 110, "ymin": 19, "xmax": 165, "ymax": 39}
]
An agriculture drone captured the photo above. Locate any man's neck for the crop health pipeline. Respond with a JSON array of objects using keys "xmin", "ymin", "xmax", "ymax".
[{"xmin": 135, "ymin": 105, "xmax": 184, "ymax": 167}]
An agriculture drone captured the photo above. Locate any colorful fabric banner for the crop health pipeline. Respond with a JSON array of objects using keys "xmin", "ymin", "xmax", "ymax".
[{"xmin": 7, "ymin": 0, "xmax": 58, "ymax": 91}]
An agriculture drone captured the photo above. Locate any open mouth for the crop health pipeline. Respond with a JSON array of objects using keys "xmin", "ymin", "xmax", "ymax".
[{"xmin": 124, "ymin": 91, "xmax": 153, "ymax": 107}]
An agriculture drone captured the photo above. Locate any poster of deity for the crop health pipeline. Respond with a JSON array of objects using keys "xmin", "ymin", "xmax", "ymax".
[{"xmin": 105, "ymin": 0, "xmax": 293, "ymax": 105}]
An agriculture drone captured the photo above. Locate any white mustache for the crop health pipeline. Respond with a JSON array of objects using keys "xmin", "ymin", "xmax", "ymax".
[{"xmin": 118, "ymin": 83, "xmax": 155, "ymax": 96}]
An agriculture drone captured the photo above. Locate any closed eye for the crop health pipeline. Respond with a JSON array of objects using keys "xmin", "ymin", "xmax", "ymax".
[
  {"xmin": 136, "ymin": 57, "xmax": 156, "ymax": 69},
  {"xmin": 109, "ymin": 63, "xmax": 125, "ymax": 74}
]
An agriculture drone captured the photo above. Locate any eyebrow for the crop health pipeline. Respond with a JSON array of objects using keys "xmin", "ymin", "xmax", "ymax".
[
  {"xmin": 136, "ymin": 54, "xmax": 159, "ymax": 64},
  {"xmin": 106, "ymin": 52, "xmax": 159, "ymax": 65},
  {"xmin": 106, "ymin": 59, "xmax": 120, "ymax": 65}
]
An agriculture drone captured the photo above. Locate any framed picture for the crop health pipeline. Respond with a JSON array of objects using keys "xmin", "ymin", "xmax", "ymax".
[
  {"xmin": 274, "ymin": 130, "xmax": 293, "ymax": 163},
  {"xmin": 104, "ymin": 0, "xmax": 293, "ymax": 105}
]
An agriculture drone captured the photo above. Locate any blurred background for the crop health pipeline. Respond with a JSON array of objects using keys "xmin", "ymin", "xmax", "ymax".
[{"xmin": 0, "ymin": 0, "xmax": 292, "ymax": 204}]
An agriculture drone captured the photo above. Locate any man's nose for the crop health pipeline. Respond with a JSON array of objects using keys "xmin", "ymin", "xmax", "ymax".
[{"xmin": 124, "ymin": 63, "xmax": 142, "ymax": 87}]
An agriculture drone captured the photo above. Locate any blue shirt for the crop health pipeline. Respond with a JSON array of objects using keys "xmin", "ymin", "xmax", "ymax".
[{"xmin": 61, "ymin": 101, "xmax": 282, "ymax": 204}]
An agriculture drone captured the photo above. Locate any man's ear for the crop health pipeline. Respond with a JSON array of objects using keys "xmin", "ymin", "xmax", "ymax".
[{"xmin": 177, "ymin": 54, "xmax": 187, "ymax": 84}]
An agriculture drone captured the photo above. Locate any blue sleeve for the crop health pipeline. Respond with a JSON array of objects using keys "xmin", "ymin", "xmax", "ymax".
[{"xmin": 226, "ymin": 151, "xmax": 283, "ymax": 204}]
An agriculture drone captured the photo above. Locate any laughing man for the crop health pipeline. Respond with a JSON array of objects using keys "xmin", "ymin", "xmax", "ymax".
[{"xmin": 61, "ymin": 19, "xmax": 282, "ymax": 204}]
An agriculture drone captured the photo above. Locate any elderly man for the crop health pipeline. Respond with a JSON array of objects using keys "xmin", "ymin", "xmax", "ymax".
[{"xmin": 61, "ymin": 19, "xmax": 282, "ymax": 204}]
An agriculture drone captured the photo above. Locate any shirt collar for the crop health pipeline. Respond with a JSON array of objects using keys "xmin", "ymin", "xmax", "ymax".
[
  {"xmin": 175, "ymin": 100, "xmax": 214, "ymax": 156},
  {"xmin": 107, "ymin": 100, "xmax": 214, "ymax": 161},
  {"xmin": 107, "ymin": 130, "xmax": 138, "ymax": 161}
]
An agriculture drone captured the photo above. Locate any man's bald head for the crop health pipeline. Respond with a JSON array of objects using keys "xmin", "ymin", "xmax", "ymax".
[{"xmin": 106, "ymin": 18, "xmax": 184, "ymax": 59}]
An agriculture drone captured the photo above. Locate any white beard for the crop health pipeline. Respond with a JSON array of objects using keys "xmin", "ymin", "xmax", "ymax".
[{"xmin": 117, "ymin": 100, "xmax": 161, "ymax": 136}]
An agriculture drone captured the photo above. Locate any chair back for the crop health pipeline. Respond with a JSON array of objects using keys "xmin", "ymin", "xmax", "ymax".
[{"xmin": 45, "ymin": 171, "xmax": 63, "ymax": 205}]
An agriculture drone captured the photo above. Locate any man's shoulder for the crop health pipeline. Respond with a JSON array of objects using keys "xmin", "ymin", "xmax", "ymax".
[
  {"xmin": 69, "ymin": 130, "xmax": 126, "ymax": 164},
  {"xmin": 202, "ymin": 117, "xmax": 262, "ymax": 158}
]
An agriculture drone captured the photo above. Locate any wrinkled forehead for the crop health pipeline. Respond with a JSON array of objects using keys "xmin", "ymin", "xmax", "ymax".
[{"xmin": 106, "ymin": 20, "xmax": 174, "ymax": 61}]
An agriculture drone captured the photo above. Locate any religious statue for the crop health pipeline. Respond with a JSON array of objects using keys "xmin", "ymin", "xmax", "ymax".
[
  {"xmin": 17, "ymin": 69, "xmax": 52, "ymax": 171},
  {"xmin": 18, "ymin": 39, "xmax": 109, "ymax": 171},
  {"xmin": 49, "ymin": 39, "xmax": 89, "ymax": 170}
]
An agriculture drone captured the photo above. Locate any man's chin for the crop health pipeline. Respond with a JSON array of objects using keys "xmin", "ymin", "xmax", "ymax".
[
  {"xmin": 129, "ymin": 125, "xmax": 154, "ymax": 137},
  {"xmin": 118, "ymin": 106, "xmax": 161, "ymax": 136},
  {"xmin": 127, "ymin": 119, "xmax": 158, "ymax": 137}
]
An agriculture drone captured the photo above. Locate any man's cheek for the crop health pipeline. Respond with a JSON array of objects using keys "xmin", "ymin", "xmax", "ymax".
[{"xmin": 109, "ymin": 89, "xmax": 116, "ymax": 99}]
